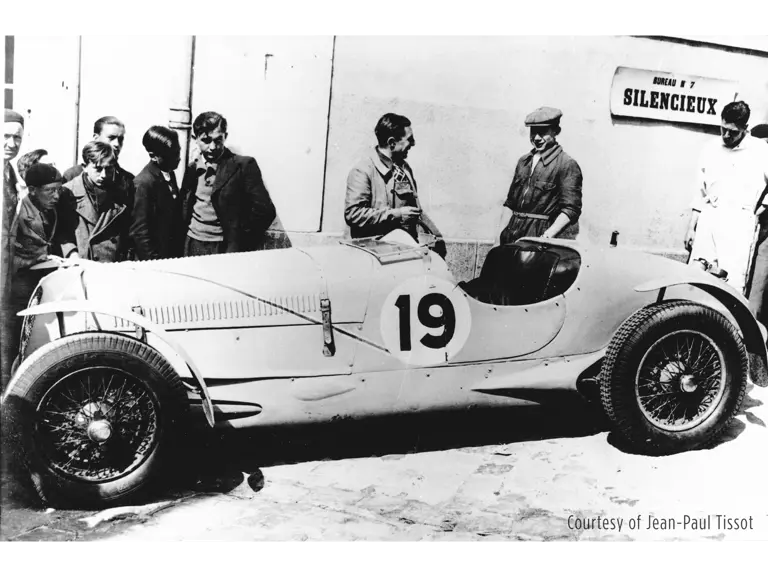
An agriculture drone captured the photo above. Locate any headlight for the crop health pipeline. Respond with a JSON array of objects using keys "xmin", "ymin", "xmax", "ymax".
[{"xmin": 18, "ymin": 284, "xmax": 43, "ymax": 362}]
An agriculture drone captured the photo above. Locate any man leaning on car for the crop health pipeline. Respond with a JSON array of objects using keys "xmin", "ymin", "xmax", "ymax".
[
  {"xmin": 496, "ymin": 106, "xmax": 583, "ymax": 245},
  {"xmin": 344, "ymin": 113, "xmax": 446, "ymax": 258},
  {"xmin": 182, "ymin": 111, "xmax": 276, "ymax": 256}
]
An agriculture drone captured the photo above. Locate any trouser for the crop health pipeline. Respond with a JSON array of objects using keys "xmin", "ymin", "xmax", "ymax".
[
  {"xmin": 747, "ymin": 222, "xmax": 768, "ymax": 323},
  {"xmin": 0, "ymin": 268, "xmax": 48, "ymax": 390},
  {"xmin": 184, "ymin": 236, "xmax": 226, "ymax": 257}
]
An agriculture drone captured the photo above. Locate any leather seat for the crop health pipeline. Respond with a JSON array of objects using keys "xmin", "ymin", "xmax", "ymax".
[{"xmin": 461, "ymin": 241, "xmax": 581, "ymax": 306}]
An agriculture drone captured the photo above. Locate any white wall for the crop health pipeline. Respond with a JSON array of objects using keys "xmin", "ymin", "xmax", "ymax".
[
  {"xmin": 77, "ymin": 36, "xmax": 192, "ymax": 178},
  {"xmin": 192, "ymin": 36, "xmax": 334, "ymax": 232},
  {"xmin": 11, "ymin": 36, "xmax": 768, "ymax": 252},
  {"xmin": 322, "ymin": 36, "xmax": 768, "ymax": 249},
  {"xmin": 11, "ymin": 36, "xmax": 79, "ymax": 171}
]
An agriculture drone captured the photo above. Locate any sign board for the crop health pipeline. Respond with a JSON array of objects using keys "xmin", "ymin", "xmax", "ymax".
[{"xmin": 610, "ymin": 66, "xmax": 740, "ymax": 126}]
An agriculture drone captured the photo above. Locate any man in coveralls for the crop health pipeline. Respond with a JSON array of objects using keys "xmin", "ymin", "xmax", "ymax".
[{"xmin": 497, "ymin": 106, "xmax": 583, "ymax": 244}]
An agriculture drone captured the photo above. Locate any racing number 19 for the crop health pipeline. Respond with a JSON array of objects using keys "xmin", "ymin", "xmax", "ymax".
[{"xmin": 394, "ymin": 293, "xmax": 456, "ymax": 351}]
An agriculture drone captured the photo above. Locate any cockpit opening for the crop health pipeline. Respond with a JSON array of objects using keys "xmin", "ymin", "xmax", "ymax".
[{"xmin": 459, "ymin": 241, "xmax": 582, "ymax": 306}]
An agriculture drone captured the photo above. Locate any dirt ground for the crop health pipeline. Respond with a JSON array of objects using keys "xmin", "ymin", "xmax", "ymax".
[{"xmin": 1, "ymin": 384, "xmax": 767, "ymax": 542}]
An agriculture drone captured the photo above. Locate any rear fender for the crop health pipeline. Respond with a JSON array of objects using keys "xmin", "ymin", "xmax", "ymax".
[
  {"xmin": 9, "ymin": 300, "xmax": 215, "ymax": 426},
  {"xmin": 636, "ymin": 277, "xmax": 768, "ymax": 385}
]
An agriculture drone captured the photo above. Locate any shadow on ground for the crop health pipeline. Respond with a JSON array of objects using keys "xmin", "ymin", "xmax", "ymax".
[
  {"xmin": 604, "ymin": 386, "xmax": 759, "ymax": 456},
  {"xmin": 176, "ymin": 392, "xmax": 607, "ymax": 496},
  {"xmin": 2, "ymin": 392, "xmax": 605, "ymax": 514}
]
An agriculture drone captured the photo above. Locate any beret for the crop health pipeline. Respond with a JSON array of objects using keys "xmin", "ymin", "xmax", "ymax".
[
  {"xmin": 752, "ymin": 124, "xmax": 768, "ymax": 140},
  {"xmin": 25, "ymin": 163, "xmax": 63, "ymax": 188},
  {"xmin": 4, "ymin": 109, "xmax": 24, "ymax": 126},
  {"xmin": 525, "ymin": 106, "xmax": 562, "ymax": 127}
]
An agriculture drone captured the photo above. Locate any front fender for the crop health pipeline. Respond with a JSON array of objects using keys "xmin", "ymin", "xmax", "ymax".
[
  {"xmin": 8, "ymin": 300, "xmax": 215, "ymax": 426},
  {"xmin": 636, "ymin": 276, "xmax": 768, "ymax": 385}
]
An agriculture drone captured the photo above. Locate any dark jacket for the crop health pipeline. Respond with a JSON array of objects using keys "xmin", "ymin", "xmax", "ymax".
[
  {"xmin": 12, "ymin": 195, "xmax": 65, "ymax": 272},
  {"xmin": 130, "ymin": 161, "xmax": 185, "ymax": 260},
  {"xmin": 501, "ymin": 143, "xmax": 583, "ymax": 244},
  {"xmin": 59, "ymin": 174, "xmax": 131, "ymax": 262},
  {"xmin": 182, "ymin": 148, "xmax": 276, "ymax": 253}
]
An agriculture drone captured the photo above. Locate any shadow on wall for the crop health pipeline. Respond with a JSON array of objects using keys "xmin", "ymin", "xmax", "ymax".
[{"xmin": 263, "ymin": 212, "xmax": 292, "ymax": 250}]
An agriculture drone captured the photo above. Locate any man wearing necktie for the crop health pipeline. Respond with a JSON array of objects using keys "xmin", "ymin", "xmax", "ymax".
[
  {"xmin": 344, "ymin": 113, "xmax": 445, "ymax": 257},
  {"xmin": 130, "ymin": 126, "xmax": 185, "ymax": 260},
  {"xmin": 181, "ymin": 111, "xmax": 276, "ymax": 256}
]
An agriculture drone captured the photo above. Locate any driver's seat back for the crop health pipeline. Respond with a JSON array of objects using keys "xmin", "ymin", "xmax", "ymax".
[{"xmin": 465, "ymin": 243, "xmax": 560, "ymax": 306}]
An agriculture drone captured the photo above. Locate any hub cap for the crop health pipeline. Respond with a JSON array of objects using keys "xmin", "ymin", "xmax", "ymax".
[
  {"xmin": 36, "ymin": 367, "xmax": 160, "ymax": 482},
  {"xmin": 635, "ymin": 330, "xmax": 726, "ymax": 432}
]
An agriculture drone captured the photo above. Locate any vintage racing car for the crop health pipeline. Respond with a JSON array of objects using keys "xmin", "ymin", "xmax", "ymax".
[{"xmin": 2, "ymin": 230, "xmax": 765, "ymax": 508}]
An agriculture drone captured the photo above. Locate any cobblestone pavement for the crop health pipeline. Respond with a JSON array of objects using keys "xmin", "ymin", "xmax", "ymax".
[{"xmin": 2, "ymin": 385, "xmax": 767, "ymax": 542}]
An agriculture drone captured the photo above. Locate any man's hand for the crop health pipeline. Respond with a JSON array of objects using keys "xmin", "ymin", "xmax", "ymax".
[
  {"xmin": 395, "ymin": 206, "xmax": 422, "ymax": 222},
  {"xmin": 432, "ymin": 239, "xmax": 447, "ymax": 259}
]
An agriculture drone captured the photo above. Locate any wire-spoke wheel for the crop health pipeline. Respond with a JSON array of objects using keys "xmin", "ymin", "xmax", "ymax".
[
  {"xmin": 600, "ymin": 302, "xmax": 747, "ymax": 454},
  {"xmin": 3, "ymin": 332, "xmax": 189, "ymax": 509},
  {"xmin": 37, "ymin": 367, "xmax": 161, "ymax": 483}
]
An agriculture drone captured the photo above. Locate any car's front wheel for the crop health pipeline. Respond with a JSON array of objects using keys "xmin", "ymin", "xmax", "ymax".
[
  {"xmin": 599, "ymin": 301, "xmax": 748, "ymax": 454},
  {"xmin": 3, "ymin": 332, "xmax": 189, "ymax": 509}
]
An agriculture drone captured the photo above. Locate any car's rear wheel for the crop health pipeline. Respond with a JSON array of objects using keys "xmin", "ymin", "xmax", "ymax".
[
  {"xmin": 3, "ymin": 332, "xmax": 189, "ymax": 509},
  {"xmin": 599, "ymin": 301, "xmax": 747, "ymax": 454}
]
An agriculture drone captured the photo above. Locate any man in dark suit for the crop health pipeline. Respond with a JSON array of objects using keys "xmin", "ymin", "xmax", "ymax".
[
  {"xmin": 182, "ymin": 111, "xmax": 276, "ymax": 256},
  {"xmin": 130, "ymin": 126, "xmax": 185, "ymax": 260}
]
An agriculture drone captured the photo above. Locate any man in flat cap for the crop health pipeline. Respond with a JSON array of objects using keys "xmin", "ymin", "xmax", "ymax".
[
  {"xmin": 2, "ymin": 109, "xmax": 25, "ymax": 387},
  {"xmin": 496, "ymin": 106, "xmax": 583, "ymax": 245}
]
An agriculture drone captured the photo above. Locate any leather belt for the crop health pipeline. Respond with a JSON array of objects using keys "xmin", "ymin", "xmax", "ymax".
[{"xmin": 510, "ymin": 210, "xmax": 549, "ymax": 221}]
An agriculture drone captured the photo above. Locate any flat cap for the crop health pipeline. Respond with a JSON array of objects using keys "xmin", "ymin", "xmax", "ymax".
[
  {"xmin": 752, "ymin": 124, "xmax": 768, "ymax": 140},
  {"xmin": 25, "ymin": 163, "xmax": 63, "ymax": 188},
  {"xmin": 4, "ymin": 109, "xmax": 24, "ymax": 126},
  {"xmin": 524, "ymin": 106, "xmax": 562, "ymax": 127}
]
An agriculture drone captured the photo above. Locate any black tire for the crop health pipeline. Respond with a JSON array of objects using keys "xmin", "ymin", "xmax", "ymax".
[
  {"xmin": 599, "ymin": 301, "xmax": 747, "ymax": 455},
  {"xmin": 2, "ymin": 332, "xmax": 189, "ymax": 509}
]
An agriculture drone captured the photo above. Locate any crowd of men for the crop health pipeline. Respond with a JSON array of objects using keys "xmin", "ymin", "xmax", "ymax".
[
  {"xmin": 2, "ymin": 100, "xmax": 768, "ymax": 387},
  {"xmin": 1, "ymin": 110, "xmax": 277, "ymax": 386}
]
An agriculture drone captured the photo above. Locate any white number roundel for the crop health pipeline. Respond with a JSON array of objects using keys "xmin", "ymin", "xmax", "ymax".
[{"xmin": 380, "ymin": 275, "xmax": 472, "ymax": 366}]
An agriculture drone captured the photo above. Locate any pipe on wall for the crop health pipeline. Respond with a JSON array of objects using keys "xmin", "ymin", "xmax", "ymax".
[
  {"xmin": 72, "ymin": 36, "xmax": 82, "ymax": 167},
  {"xmin": 169, "ymin": 36, "xmax": 195, "ymax": 186}
]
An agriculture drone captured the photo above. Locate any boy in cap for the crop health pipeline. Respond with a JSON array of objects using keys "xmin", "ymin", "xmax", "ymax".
[
  {"xmin": 13, "ymin": 163, "xmax": 69, "ymax": 272},
  {"xmin": 5, "ymin": 163, "xmax": 73, "ymax": 378},
  {"xmin": 496, "ymin": 106, "xmax": 583, "ymax": 245}
]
